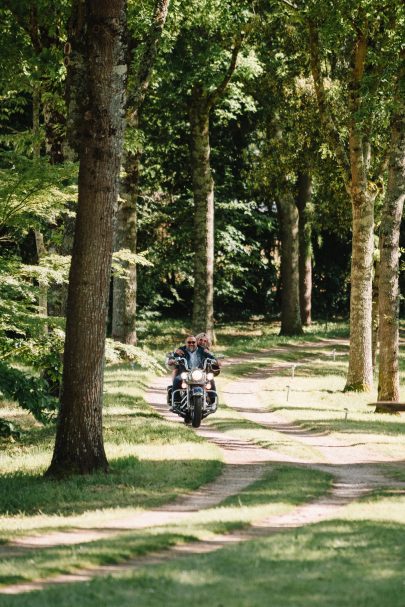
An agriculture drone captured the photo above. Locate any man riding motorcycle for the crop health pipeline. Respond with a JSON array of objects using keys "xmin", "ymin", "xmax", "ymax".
[{"xmin": 167, "ymin": 335, "xmax": 219, "ymax": 411}]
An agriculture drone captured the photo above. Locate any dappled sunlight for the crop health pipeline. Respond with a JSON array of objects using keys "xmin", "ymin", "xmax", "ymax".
[
  {"xmin": 1, "ymin": 322, "xmax": 404, "ymax": 600},
  {"xmin": 106, "ymin": 442, "xmax": 221, "ymax": 462},
  {"xmin": 7, "ymin": 520, "xmax": 405, "ymax": 606},
  {"xmin": 0, "ymin": 455, "xmax": 222, "ymax": 540}
]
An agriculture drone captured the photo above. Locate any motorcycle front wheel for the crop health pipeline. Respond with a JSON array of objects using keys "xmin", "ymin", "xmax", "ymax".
[
  {"xmin": 184, "ymin": 411, "xmax": 191, "ymax": 424},
  {"xmin": 191, "ymin": 395, "xmax": 203, "ymax": 428}
]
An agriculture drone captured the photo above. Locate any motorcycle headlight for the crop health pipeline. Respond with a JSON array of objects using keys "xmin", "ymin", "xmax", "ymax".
[
  {"xmin": 191, "ymin": 369, "xmax": 204, "ymax": 381},
  {"xmin": 180, "ymin": 372, "xmax": 188, "ymax": 379},
  {"xmin": 206, "ymin": 372, "xmax": 214, "ymax": 380}
]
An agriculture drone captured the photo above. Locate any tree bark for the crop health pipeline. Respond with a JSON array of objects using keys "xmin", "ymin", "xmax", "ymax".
[
  {"xmin": 371, "ymin": 256, "xmax": 379, "ymax": 371},
  {"xmin": 296, "ymin": 170, "xmax": 313, "ymax": 326},
  {"xmin": 377, "ymin": 71, "xmax": 405, "ymax": 403},
  {"xmin": 277, "ymin": 193, "xmax": 303, "ymax": 336},
  {"xmin": 32, "ymin": 86, "xmax": 48, "ymax": 333},
  {"xmin": 344, "ymin": 32, "xmax": 374, "ymax": 392},
  {"xmin": 190, "ymin": 88, "xmax": 215, "ymax": 342},
  {"xmin": 112, "ymin": 143, "xmax": 140, "ymax": 345},
  {"xmin": 112, "ymin": 0, "xmax": 170, "ymax": 344},
  {"xmin": 189, "ymin": 41, "xmax": 241, "ymax": 343},
  {"xmin": 47, "ymin": 0, "xmax": 127, "ymax": 477},
  {"xmin": 309, "ymin": 22, "xmax": 377, "ymax": 390},
  {"xmin": 34, "ymin": 229, "xmax": 48, "ymax": 333},
  {"xmin": 43, "ymin": 102, "xmax": 66, "ymax": 165}
]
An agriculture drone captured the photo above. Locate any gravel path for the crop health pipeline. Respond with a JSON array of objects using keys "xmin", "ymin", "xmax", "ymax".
[{"xmin": 1, "ymin": 350, "xmax": 402, "ymax": 595}]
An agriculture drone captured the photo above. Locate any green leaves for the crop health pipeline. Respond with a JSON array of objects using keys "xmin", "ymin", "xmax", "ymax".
[
  {"xmin": 0, "ymin": 361, "xmax": 58, "ymax": 424},
  {"xmin": 0, "ymin": 152, "xmax": 77, "ymax": 238}
]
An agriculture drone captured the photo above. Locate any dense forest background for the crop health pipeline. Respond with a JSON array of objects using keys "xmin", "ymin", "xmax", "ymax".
[{"xmin": 3, "ymin": 0, "xmax": 403, "ymax": 328}]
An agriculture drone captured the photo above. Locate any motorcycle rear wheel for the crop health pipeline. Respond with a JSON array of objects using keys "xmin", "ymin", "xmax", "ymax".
[{"xmin": 191, "ymin": 395, "xmax": 203, "ymax": 428}]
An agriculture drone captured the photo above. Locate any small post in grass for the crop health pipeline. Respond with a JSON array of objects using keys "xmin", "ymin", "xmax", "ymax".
[
  {"xmin": 286, "ymin": 385, "xmax": 290, "ymax": 401},
  {"xmin": 291, "ymin": 364, "xmax": 296, "ymax": 380},
  {"xmin": 333, "ymin": 349, "xmax": 336, "ymax": 361},
  {"xmin": 344, "ymin": 408, "xmax": 348, "ymax": 422}
]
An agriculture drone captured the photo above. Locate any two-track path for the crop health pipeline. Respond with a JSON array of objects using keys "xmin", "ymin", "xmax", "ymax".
[{"xmin": 1, "ymin": 348, "xmax": 403, "ymax": 595}]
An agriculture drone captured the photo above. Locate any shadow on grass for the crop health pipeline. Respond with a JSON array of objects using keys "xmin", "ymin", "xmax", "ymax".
[
  {"xmin": 251, "ymin": 404, "xmax": 405, "ymax": 437},
  {"xmin": 0, "ymin": 530, "xmax": 197, "ymax": 587},
  {"xmin": 3, "ymin": 519, "xmax": 405, "ymax": 606},
  {"xmin": 0, "ymin": 465, "xmax": 332, "ymax": 587},
  {"xmin": 0, "ymin": 456, "xmax": 222, "ymax": 518},
  {"xmin": 295, "ymin": 418, "xmax": 405, "ymax": 436}
]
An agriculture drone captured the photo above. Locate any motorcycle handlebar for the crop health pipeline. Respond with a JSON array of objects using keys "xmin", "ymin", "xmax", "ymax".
[{"xmin": 168, "ymin": 355, "xmax": 219, "ymax": 372}]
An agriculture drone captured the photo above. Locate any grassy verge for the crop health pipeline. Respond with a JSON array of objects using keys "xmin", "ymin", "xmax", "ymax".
[
  {"xmin": 0, "ymin": 366, "xmax": 222, "ymax": 539},
  {"xmin": 3, "ymin": 516, "xmax": 405, "ymax": 606},
  {"xmin": 252, "ymin": 342, "xmax": 405, "ymax": 462},
  {"xmin": 0, "ymin": 465, "xmax": 331, "ymax": 588}
]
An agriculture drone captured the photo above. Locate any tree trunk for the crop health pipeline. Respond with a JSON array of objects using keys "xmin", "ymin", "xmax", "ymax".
[
  {"xmin": 378, "ymin": 83, "xmax": 405, "ymax": 402},
  {"xmin": 344, "ymin": 32, "xmax": 374, "ymax": 392},
  {"xmin": 344, "ymin": 185, "xmax": 375, "ymax": 390},
  {"xmin": 277, "ymin": 193, "xmax": 303, "ymax": 336},
  {"xmin": 43, "ymin": 102, "xmax": 66, "ymax": 165},
  {"xmin": 32, "ymin": 86, "xmax": 48, "ymax": 333},
  {"xmin": 112, "ymin": 145, "xmax": 139, "ymax": 345},
  {"xmin": 111, "ymin": 0, "xmax": 170, "ymax": 344},
  {"xmin": 47, "ymin": 0, "xmax": 127, "ymax": 477},
  {"xmin": 34, "ymin": 229, "xmax": 48, "ymax": 333},
  {"xmin": 371, "ymin": 256, "xmax": 379, "ymax": 371},
  {"xmin": 190, "ymin": 88, "xmax": 215, "ymax": 343},
  {"xmin": 296, "ymin": 170, "xmax": 313, "ymax": 326}
]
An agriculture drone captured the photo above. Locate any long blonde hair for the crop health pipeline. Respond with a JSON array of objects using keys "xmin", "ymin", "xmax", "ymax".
[{"xmin": 196, "ymin": 332, "xmax": 211, "ymax": 349}]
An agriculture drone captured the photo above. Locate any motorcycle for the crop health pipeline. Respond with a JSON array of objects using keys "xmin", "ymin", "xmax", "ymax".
[{"xmin": 166, "ymin": 355, "xmax": 220, "ymax": 428}]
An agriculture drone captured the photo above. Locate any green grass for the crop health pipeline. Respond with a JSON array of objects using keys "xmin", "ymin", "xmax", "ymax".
[
  {"xmin": 3, "ymin": 517, "xmax": 405, "ymax": 607},
  {"xmin": 0, "ymin": 465, "xmax": 332, "ymax": 588},
  {"xmin": 0, "ymin": 366, "xmax": 222, "ymax": 539},
  {"xmin": 1, "ymin": 319, "xmax": 405, "ymax": 604}
]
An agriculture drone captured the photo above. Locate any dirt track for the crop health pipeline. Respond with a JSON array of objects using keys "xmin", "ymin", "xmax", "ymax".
[{"xmin": 1, "ymin": 351, "xmax": 403, "ymax": 595}]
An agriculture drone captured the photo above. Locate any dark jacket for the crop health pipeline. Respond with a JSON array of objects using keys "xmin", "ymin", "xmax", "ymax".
[{"xmin": 172, "ymin": 346, "xmax": 218, "ymax": 373}]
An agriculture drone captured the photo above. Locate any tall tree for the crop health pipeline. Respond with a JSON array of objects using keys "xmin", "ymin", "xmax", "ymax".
[
  {"xmin": 307, "ymin": 3, "xmax": 401, "ymax": 391},
  {"xmin": 377, "ymin": 59, "xmax": 405, "ymax": 403},
  {"xmin": 112, "ymin": 0, "xmax": 170, "ymax": 345},
  {"xmin": 297, "ymin": 169, "xmax": 313, "ymax": 326},
  {"xmin": 47, "ymin": 0, "xmax": 127, "ymax": 476},
  {"xmin": 190, "ymin": 40, "xmax": 241, "ymax": 340}
]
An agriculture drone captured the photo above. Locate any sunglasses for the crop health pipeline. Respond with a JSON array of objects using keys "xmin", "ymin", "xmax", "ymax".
[{"xmin": 186, "ymin": 341, "xmax": 196, "ymax": 344}]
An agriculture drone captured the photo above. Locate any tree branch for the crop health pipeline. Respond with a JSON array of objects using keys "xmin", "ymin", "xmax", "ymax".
[
  {"xmin": 206, "ymin": 34, "xmax": 244, "ymax": 109},
  {"xmin": 279, "ymin": 0, "xmax": 299, "ymax": 9},
  {"xmin": 308, "ymin": 20, "xmax": 350, "ymax": 185},
  {"xmin": 348, "ymin": 29, "xmax": 368, "ymax": 188},
  {"xmin": 127, "ymin": 0, "xmax": 170, "ymax": 117}
]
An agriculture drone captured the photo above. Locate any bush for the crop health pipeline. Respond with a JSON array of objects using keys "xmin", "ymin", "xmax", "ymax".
[{"xmin": 0, "ymin": 361, "xmax": 58, "ymax": 424}]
